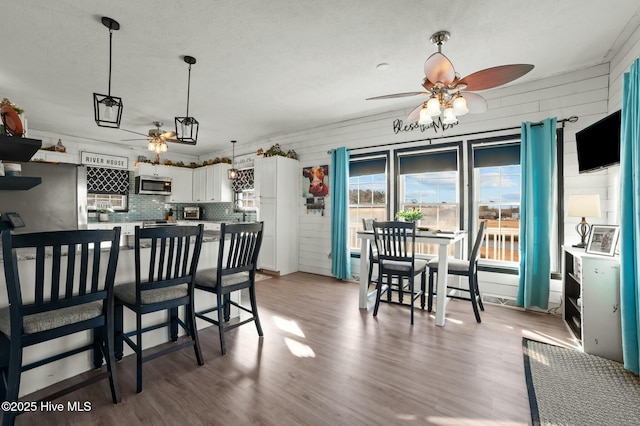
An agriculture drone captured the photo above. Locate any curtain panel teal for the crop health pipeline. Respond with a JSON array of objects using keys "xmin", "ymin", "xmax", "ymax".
[
  {"xmin": 517, "ymin": 117, "xmax": 557, "ymax": 310},
  {"xmin": 620, "ymin": 57, "xmax": 640, "ymax": 375},
  {"xmin": 330, "ymin": 147, "xmax": 352, "ymax": 280}
]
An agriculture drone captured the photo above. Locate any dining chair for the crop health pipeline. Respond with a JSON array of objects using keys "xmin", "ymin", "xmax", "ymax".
[
  {"xmin": 114, "ymin": 224, "xmax": 204, "ymax": 393},
  {"xmin": 0, "ymin": 228, "xmax": 122, "ymax": 426},
  {"xmin": 372, "ymin": 221, "xmax": 428, "ymax": 324},
  {"xmin": 362, "ymin": 218, "xmax": 379, "ymax": 291},
  {"xmin": 427, "ymin": 220, "xmax": 487, "ymax": 322},
  {"xmin": 194, "ymin": 222, "xmax": 264, "ymax": 355}
]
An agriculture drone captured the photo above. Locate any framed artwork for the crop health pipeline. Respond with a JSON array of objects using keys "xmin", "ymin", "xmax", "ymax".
[
  {"xmin": 302, "ymin": 165, "xmax": 329, "ymax": 197},
  {"xmin": 586, "ymin": 225, "xmax": 620, "ymax": 256}
]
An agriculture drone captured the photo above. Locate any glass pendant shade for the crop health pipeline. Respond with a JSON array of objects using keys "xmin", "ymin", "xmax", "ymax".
[
  {"xmin": 442, "ymin": 107, "xmax": 457, "ymax": 124},
  {"xmin": 228, "ymin": 139, "xmax": 238, "ymax": 180},
  {"xmin": 94, "ymin": 17, "xmax": 123, "ymax": 129},
  {"xmin": 418, "ymin": 107, "xmax": 433, "ymax": 125},
  {"xmin": 452, "ymin": 95, "xmax": 469, "ymax": 116},
  {"xmin": 228, "ymin": 168, "xmax": 238, "ymax": 180},
  {"xmin": 426, "ymin": 97, "xmax": 442, "ymax": 116}
]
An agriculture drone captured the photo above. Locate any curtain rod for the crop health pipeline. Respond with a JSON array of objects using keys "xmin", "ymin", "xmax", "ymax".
[{"xmin": 327, "ymin": 116, "xmax": 579, "ymax": 154}]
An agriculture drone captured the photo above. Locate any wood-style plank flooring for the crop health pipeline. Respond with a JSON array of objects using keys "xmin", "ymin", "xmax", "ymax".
[{"xmin": 12, "ymin": 272, "xmax": 574, "ymax": 425}]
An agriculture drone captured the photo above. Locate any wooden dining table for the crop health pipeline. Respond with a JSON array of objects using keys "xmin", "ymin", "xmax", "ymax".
[{"xmin": 357, "ymin": 229, "xmax": 467, "ymax": 326}]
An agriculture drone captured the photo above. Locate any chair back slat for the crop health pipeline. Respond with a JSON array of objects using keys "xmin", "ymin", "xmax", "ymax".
[
  {"xmin": 372, "ymin": 221, "xmax": 416, "ymax": 263},
  {"xmin": 218, "ymin": 222, "xmax": 264, "ymax": 276},
  {"xmin": 134, "ymin": 225, "xmax": 203, "ymax": 298},
  {"xmin": 2, "ymin": 228, "xmax": 122, "ymax": 334}
]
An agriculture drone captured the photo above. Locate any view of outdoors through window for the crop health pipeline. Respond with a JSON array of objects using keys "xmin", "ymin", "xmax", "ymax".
[
  {"xmin": 476, "ymin": 165, "xmax": 521, "ymax": 263},
  {"xmin": 349, "ymin": 174, "xmax": 386, "ymax": 250},
  {"xmin": 400, "ymin": 170, "xmax": 458, "ymax": 255}
]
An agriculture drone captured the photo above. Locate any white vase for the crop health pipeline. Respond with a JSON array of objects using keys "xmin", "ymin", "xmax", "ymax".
[{"xmin": 99, "ymin": 213, "xmax": 109, "ymax": 222}]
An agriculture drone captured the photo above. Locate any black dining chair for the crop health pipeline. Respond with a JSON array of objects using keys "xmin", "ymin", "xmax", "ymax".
[
  {"xmin": 0, "ymin": 228, "xmax": 122, "ymax": 426},
  {"xmin": 428, "ymin": 220, "xmax": 487, "ymax": 322},
  {"xmin": 114, "ymin": 224, "xmax": 204, "ymax": 393},
  {"xmin": 372, "ymin": 221, "xmax": 428, "ymax": 324},
  {"xmin": 194, "ymin": 222, "xmax": 264, "ymax": 355}
]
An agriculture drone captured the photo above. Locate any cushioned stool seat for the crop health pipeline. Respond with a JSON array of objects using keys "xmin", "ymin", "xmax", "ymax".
[
  {"xmin": 114, "ymin": 283, "xmax": 188, "ymax": 305},
  {"xmin": 0, "ymin": 302, "xmax": 103, "ymax": 336}
]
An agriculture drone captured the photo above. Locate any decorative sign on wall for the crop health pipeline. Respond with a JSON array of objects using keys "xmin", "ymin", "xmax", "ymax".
[
  {"xmin": 392, "ymin": 117, "xmax": 458, "ymax": 135},
  {"xmin": 302, "ymin": 165, "xmax": 329, "ymax": 197},
  {"xmin": 81, "ymin": 151, "xmax": 129, "ymax": 169}
]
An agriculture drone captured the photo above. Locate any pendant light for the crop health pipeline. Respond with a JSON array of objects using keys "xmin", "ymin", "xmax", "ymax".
[
  {"xmin": 228, "ymin": 140, "xmax": 238, "ymax": 180},
  {"xmin": 93, "ymin": 17, "xmax": 123, "ymax": 128},
  {"xmin": 175, "ymin": 55, "xmax": 199, "ymax": 144}
]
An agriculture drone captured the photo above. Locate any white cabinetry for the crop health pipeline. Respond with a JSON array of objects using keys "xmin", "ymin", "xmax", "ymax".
[
  {"xmin": 30, "ymin": 150, "xmax": 79, "ymax": 164},
  {"xmin": 135, "ymin": 162, "xmax": 164, "ymax": 177},
  {"xmin": 254, "ymin": 156, "xmax": 299, "ymax": 275},
  {"xmin": 167, "ymin": 167, "xmax": 193, "ymax": 203},
  {"xmin": 193, "ymin": 163, "xmax": 232, "ymax": 203},
  {"xmin": 562, "ymin": 247, "xmax": 623, "ymax": 362}
]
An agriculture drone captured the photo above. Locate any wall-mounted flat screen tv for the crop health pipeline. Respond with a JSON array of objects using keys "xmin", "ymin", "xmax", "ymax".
[{"xmin": 576, "ymin": 110, "xmax": 621, "ymax": 173}]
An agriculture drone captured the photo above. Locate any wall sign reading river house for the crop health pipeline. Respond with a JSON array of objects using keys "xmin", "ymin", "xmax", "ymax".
[{"xmin": 81, "ymin": 151, "xmax": 129, "ymax": 169}]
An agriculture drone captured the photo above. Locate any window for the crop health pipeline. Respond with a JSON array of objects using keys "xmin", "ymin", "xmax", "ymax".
[
  {"xmin": 349, "ymin": 155, "xmax": 387, "ymax": 251},
  {"xmin": 472, "ymin": 143, "xmax": 521, "ymax": 264},
  {"xmin": 88, "ymin": 193, "xmax": 128, "ymax": 211},
  {"xmin": 86, "ymin": 167, "xmax": 129, "ymax": 212},
  {"xmin": 397, "ymin": 147, "xmax": 460, "ymax": 255}
]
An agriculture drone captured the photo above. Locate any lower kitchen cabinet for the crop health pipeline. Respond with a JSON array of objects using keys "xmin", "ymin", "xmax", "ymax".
[{"xmin": 562, "ymin": 246, "xmax": 622, "ymax": 362}]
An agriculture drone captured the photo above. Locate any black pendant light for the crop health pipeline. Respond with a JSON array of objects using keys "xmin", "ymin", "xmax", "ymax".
[
  {"xmin": 174, "ymin": 55, "xmax": 199, "ymax": 144},
  {"xmin": 93, "ymin": 17, "xmax": 123, "ymax": 128},
  {"xmin": 228, "ymin": 140, "xmax": 238, "ymax": 180}
]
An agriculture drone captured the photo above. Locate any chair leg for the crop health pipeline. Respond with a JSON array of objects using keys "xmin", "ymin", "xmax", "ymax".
[
  {"xmin": 114, "ymin": 302, "xmax": 124, "ymax": 361},
  {"xmin": 373, "ymin": 274, "xmax": 383, "ymax": 317},
  {"xmin": 420, "ymin": 271, "xmax": 426, "ymax": 309},
  {"xmin": 136, "ymin": 312, "xmax": 143, "ymax": 393},
  {"xmin": 409, "ymin": 278, "xmax": 415, "ymax": 325},
  {"xmin": 103, "ymin": 318, "xmax": 122, "ymax": 403},
  {"xmin": 3, "ymin": 342, "xmax": 23, "ymax": 426},
  {"xmin": 428, "ymin": 270, "xmax": 435, "ymax": 312},
  {"xmin": 367, "ymin": 258, "xmax": 375, "ymax": 291},
  {"xmin": 475, "ymin": 270, "xmax": 485, "ymax": 311},
  {"xmin": 217, "ymin": 292, "xmax": 227, "ymax": 355},
  {"xmin": 249, "ymin": 284, "xmax": 264, "ymax": 337},
  {"xmin": 187, "ymin": 301, "xmax": 204, "ymax": 366},
  {"xmin": 398, "ymin": 276, "xmax": 404, "ymax": 304},
  {"xmin": 170, "ymin": 307, "xmax": 179, "ymax": 342},
  {"xmin": 468, "ymin": 274, "xmax": 482, "ymax": 323},
  {"xmin": 92, "ymin": 327, "xmax": 104, "ymax": 369}
]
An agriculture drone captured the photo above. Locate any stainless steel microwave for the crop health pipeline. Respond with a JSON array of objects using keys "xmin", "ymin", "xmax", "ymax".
[{"xmin": 135, "ymin": 175, "xmax": 172, "ymax": 195}]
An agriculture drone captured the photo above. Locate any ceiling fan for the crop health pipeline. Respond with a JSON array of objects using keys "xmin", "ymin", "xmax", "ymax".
[
  {"xmin": 367, "ymin": 31, "xmax": 534, "ymax": 126},
  {"xmin": 121, "ymin": 121, "xmax": 177, "ymax": 161}
]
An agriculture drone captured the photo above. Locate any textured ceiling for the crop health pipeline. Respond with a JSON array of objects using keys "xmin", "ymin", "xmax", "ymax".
[{"xmin": 2, "ymin": 1, "xmax": 640, "ymax": 155}]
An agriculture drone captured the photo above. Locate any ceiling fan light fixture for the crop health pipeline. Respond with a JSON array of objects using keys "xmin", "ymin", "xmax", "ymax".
[
  {"xmin": 175, "ymin": 55, "xmax": 199, "ymax": 145},
  {"xmin": 418, "ymin": 106, "xmax": 433, "ymax": 125},
  {"xmin": 426, "ymin": 97, "xmax": 442, "ymax": 116},
  {"xmin": 442, "ymin": 107, "xmax": 457, "ymax": 124},
  {"xmin": 452, "ymin": 94, "xmax": 469, "ymax": 116},
  {"xmin": 94, "ymin": 17, "xmax": 123, "ymax": 128}
]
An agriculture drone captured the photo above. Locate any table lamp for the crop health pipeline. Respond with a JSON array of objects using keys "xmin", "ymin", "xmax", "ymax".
[{"xmin": 567, "ymin": 194, "xmax": 601, "ymax": 248}]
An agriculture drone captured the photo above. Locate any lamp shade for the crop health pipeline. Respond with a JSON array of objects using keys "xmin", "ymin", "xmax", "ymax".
[{"xmin": 567, "ymin": 194, "xmax": 601, "ymax": 218}]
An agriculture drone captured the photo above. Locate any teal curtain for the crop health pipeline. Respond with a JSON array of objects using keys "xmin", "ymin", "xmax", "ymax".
[
  {"xmin": 330, "ymin": 147, "xmax": 352, "ymax": 279},
  {"xmin": 517, "ymin": 117, "xmax": 557, "ymax": 309},
  {"xmin": 620, "ymin": 57, "xmax": 640, "ymax": 375}
]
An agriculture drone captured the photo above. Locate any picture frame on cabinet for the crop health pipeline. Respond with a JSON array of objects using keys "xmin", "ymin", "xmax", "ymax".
[{"xmin": 586, "ymin": 225, "xmax": 619, "ymax": 256}]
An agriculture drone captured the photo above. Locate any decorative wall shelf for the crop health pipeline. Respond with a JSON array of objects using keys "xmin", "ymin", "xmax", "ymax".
[
  {"xmin": 0, "ymin": 176, "xmax": 42, "ymax": 190},
  {"xmin": 0, "ymin": 135, "xmax": 43, "ymax": 161}
]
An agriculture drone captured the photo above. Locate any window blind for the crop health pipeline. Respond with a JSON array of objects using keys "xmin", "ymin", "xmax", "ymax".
[{"xmin": 398, "ymin": 150, "xmax": 457, "ymax": 174}]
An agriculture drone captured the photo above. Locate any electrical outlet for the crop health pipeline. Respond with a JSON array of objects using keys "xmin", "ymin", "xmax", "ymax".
[{"xmin": 225, "ymin": 208, "xmax": 229, "ymax": 215}]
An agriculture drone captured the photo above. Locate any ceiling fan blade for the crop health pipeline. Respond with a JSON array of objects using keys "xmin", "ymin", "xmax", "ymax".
[
  {"xmin": 121, "ymin": 138, "xmax": 149, "ymax": 141},
  {"xmin": 407, "ymin": 103, "xmax": 424, "ymax": 123},
  {"xmin": 161, "ymin": 131, "xmax": 176, "ymax": 139},
  {"xmin": 424, "ymin": 52, "xmax": 455, "ymax": 86},
  {"xmin": 165, "ymin": 138, "xmax": 178, "ymax": 143},
  {"xmin": 367, "ymin": 92, "xmax": 428, "ymax": 100},
  {"xmin": 462, "ymin": 92, "xmax": 488, "ymax": 114},
  {"xmin": 120, "ymin": 128, "xmax": 148, "ymax": 137},
  {"xmin": 459, "ymin": 64, "xmax": 534, "ymax": 91}
]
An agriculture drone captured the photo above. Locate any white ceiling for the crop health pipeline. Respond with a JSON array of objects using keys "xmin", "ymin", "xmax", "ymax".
[{"xmin": 3, "ymin": 1, "xmax": 640, "ymax": 156}]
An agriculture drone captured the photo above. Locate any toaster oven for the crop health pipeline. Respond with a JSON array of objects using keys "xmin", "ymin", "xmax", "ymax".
[{"xmin": 183, "ymin": 206, "xmax": 202, "ymax": 220}]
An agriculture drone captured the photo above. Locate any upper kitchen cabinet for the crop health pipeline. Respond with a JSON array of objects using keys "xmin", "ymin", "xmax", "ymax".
[
  {"xmin": 193, "ymin": 163, "xmax": 232, "ymax": 203},
  {"xmin": 135, "ymin": 162, "xmax": 166, "ymax": 177},
  {"xmin": 167, "ymin": 166, "xmax": 193, "ymax": 203},
  {"xmin": 254, "ymin": 156, "xmax": 299, "ymax": 275}
]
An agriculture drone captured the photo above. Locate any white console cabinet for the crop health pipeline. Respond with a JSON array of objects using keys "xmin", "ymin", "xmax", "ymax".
[{"xmin": 562, "ymin": 246, "xmax": 622, "ymax": 362}]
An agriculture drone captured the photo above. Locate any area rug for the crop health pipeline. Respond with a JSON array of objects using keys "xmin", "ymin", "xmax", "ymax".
[{"xmin": 522, "ymin": 338, "xmax": 640, "ymax": 426}]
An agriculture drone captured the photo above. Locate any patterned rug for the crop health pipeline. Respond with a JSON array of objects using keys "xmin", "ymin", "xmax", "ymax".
[{"xmin": 522, "ymin": 338, "xmax": 640, "ymax": 426}]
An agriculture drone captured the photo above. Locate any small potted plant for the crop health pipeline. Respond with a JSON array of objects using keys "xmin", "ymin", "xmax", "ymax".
[
  {"xmin": 97, "ymin": 203, "xmax": 113, "ymax": 222},
  {"xmin": 396, "ymin": 208, "xmax": 424, "ymax": 223}
]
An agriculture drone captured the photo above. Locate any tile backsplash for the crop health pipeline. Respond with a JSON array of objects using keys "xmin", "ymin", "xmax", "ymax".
[{"xmin": 89, "ymin": 173, "xmax": 257, "ymax": 223}]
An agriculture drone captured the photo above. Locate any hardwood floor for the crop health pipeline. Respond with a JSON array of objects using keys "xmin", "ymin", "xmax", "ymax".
[{"xmin": 11, "ymin": 272, "xmax": 574, "ymax": 425}]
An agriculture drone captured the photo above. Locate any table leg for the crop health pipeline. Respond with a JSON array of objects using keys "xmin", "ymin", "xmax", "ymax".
[
  {"xmin": 359, "ymin": 239, "xmax": 370, "ymax": 309},
  {"xmin": 435, "ymin": 243, "xmax": 450, "ymax": 326}
]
